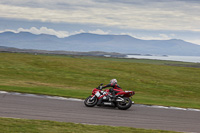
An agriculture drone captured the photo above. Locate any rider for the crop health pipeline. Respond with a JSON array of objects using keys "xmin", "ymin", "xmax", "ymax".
[
  {"xmin": 97, "ymin": 79, "xmax": 122, "ymax": 106},
  {"xmin": 102, "ymin": 79, "xmax": 123, "ymax": 97}
]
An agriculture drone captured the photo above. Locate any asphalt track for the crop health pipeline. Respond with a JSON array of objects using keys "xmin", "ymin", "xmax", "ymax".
[{"xmin": 0, "ymin": 92, "xmax": 200, "ymax": 133}]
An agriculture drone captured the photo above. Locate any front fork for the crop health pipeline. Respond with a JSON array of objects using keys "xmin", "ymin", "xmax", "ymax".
[{"xmin": 90, "ymin": 95, "xmax": 96, "ymax": 100}]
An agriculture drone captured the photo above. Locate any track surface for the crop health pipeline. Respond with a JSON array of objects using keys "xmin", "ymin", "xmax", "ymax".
[{"xmin": 0, "ymin": 93, "xmax": 200, "ymax": 133}]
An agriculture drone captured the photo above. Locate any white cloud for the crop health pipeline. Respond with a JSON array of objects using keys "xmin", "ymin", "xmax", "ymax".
[
  {"xmin": 88, "ymin": 29, "xmax": 111, "ymax": 35},
  {"xmin": 0, "ymin": 27, "xmax": 69, "ymax": 38},
  {"xmin": 121, "ymin": 32, "xmax": 177, "ymax": 40},
  {"xmin": 0, "ymin": 27, "xmax": 112, "ymax": 38},
  {"xmin": 158, "ymin": 34, "xmax": 173, "ymax": 40},
  {"xmin": 19, "ymin": 27, "xmax": 70, "ymax": 38},
  {"xmin": 71, "ymin": 29, "xmax": 86, "ymax": 35},
  {"xmin": 184, "ymin": 39, "xmax": 200, "ymax": 45},
  {"xmin": 123, "ymin": 32, "xmax": 200, "ymax": 45}
]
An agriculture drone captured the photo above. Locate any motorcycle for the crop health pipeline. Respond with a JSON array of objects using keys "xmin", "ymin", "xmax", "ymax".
[{"xmin": 84, "ymin": 83, "xmax": 135, "ymax": 110}]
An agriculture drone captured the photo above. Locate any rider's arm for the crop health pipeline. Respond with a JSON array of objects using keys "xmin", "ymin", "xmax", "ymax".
[
  {"xmin": 102, "ymin": 83, "xmax": 114, "ymax": 89},
  {"xmin": 115, "ymin": 84, "xmax": 122, "ymax": 90}
]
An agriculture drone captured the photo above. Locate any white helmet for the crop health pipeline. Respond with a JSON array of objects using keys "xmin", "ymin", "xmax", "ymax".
[{"xmin": 110, "ymin": 79, "xmax": 117, "ymax": 84}]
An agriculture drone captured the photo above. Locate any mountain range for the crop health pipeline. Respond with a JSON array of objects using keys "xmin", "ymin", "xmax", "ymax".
[{"xmin": 1, "ymin": 31, "xmax": 200, "ymax": 56}]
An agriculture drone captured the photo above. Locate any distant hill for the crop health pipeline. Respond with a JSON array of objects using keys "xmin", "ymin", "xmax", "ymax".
[
  {"xmin": 1, "ymin": 31, "xmax": 200, "ymax": 56},
  {"xmin": 0, "ymin": 46, "xmax": 126, "ymax": 58}
]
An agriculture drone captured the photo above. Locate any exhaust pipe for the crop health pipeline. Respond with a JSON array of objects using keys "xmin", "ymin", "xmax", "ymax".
[{"xmin": 103, "ymin": 102, "xmax": 114, "ymax": 106}]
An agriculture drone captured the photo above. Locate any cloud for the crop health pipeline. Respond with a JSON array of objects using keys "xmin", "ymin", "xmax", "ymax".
[
  {"xmin": 184, "ymin": 39, "xmax": 200, "ymax": 45},
  {"xmin": 120, "ymin": 32, "xmax": 177, "ymax": 40},
  {"xmin": 0, "ymin": 27, "xmax": 112, "ymax": 38},
  {"xmin": 88, "ymin": 29, "xmax": 111, "ymax": 35},
  {"xmin": 19, "ymin": 27, "xmax": 70, "ymax": 38},
  {"xmin": 0, "ymin": 27, "xmax": 69, "ymax": 38},
  {"xmin": 0, "ymin": 0, "xmax": 200, "ymax": 32},
  {"xmin": 122, "ymin": 32, "xmax": 200, "ymax": 45}
]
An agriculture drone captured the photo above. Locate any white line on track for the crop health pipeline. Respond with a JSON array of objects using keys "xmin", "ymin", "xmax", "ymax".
[{"xmin": 0, "ymin": 91, "xmax": 199, "ymax": 112}]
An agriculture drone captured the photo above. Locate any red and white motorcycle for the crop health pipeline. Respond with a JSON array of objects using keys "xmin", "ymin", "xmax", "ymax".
[{"xmin": 84, "ymin": 84, "xmax": 135, "ymax": 110}]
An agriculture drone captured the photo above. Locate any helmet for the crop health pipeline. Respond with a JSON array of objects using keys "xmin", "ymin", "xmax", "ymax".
[{"xmin": 110, "ymin": 79, "xmax": 117, "ymax": 84}]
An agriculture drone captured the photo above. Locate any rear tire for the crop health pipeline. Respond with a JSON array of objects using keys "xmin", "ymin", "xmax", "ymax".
[
  {"xmin": 116, "ymin": 97, "xmax": 132, "ymax": 110},
  {"xmin": 84, "ymin": 96, "xmax": 98, "ymax": 107}
]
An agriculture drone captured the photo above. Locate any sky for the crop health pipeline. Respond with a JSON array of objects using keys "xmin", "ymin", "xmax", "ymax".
[{"xmin": 0, "ymin": 0, "xmax": 200, "ymax": 45}]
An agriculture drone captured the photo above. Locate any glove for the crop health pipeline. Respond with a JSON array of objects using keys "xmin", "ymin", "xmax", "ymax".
[{"xmin": 100, "ymin": 86, "xmax": 103, "ymax": 90}]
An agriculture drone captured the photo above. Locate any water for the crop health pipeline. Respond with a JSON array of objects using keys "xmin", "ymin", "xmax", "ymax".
[{"xmin": 126, "ymin": 55, "xmax": 200, "ymax": 63}]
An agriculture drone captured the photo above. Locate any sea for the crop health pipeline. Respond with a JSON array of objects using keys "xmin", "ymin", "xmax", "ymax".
[{"xmin": 126, "ymin": 55, "xmax": 200, "ymax": 63}]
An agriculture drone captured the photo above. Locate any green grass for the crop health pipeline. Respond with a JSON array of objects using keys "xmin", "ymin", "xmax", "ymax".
[
  {"xmin": 0, "ymin": 117, "xmax": 181, "ymax": 133},
  {"xmin": 0, "ymin": 52, "xmax": 200, "ymax": 108}
]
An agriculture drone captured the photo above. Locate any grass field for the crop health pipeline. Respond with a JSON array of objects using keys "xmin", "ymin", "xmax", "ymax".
[
  {"xmin": 0, "ymin": 52, "xmax": 200, "ymax": 108},
  {"xmin": 0, "ymin": 117, "xmax": 181, "ymax": 133}
]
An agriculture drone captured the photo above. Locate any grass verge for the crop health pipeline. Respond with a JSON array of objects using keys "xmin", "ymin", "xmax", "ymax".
[{"xmin": 0, "ymin": 117, "xmax": 181, "ymax": 133}]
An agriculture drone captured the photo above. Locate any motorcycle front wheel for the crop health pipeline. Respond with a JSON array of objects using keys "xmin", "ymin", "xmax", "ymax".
[
  {"xmin": 116, "ymin": 97, "xmax": 132, "ymax": 110},
  {"xmin": 84, "ymin": 96, "xmax": 98, "ymax": 107}
]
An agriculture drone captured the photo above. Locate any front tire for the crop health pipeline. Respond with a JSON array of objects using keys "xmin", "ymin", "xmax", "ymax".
[
  {"xmin": 84, "ymin": 96, "xmax": 98, "ymax": 107},
  {"xmin": 116, "ymin": 97, "xmax": 132, "ymax": 110}
]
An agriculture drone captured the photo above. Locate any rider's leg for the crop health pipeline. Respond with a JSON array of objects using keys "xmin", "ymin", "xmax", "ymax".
[
  {"xmin": 109, "ymin": 88, "xmax": 115, "ymax": 97},
  {"xmin": 97, "ymin": 97, "xmax": 103, "ymax": 106},
  {"xmin": 112, "ymin": 90, "xmax": 120, "ymax": 99}
]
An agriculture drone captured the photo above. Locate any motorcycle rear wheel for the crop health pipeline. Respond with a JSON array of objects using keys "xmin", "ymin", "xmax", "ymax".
[
  {"xmin": 84, "ymin": 96, "xmax": 98, "ymax": 107},
  {"xmin": 116, "ymin": 97, "xmax": 132, "ymax": 110}
]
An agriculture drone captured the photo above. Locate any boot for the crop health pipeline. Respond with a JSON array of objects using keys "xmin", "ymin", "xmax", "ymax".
[
  {"xmin": 97, "ymin": 97, "xmax": 103, "ymax": 106},
  {"xmin": 111, "ymin": 92, "xmax": 116, "ymax": 101}
]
